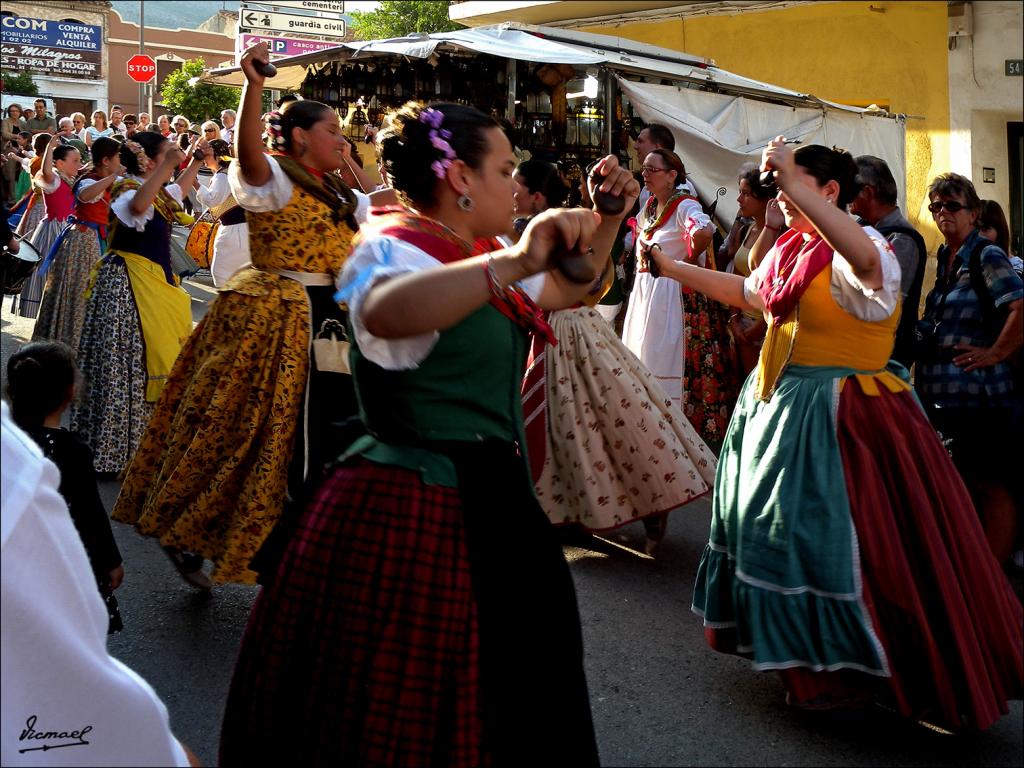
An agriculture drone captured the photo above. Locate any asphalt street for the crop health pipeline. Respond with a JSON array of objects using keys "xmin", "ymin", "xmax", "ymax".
[{"xmin": 1, "ymin": 262, "xmax": 1021, "ymax": 767}]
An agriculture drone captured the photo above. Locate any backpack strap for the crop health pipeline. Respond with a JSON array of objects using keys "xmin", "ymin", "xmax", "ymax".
[{"xmin": 967, "ymin": 239, "xmax": 1001, "ymax": 340}]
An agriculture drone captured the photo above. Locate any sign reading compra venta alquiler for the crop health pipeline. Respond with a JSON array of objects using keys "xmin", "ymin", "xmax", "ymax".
[{"xmin": 1, "ymin": 15, "xmax": 102, "ymax": 78}]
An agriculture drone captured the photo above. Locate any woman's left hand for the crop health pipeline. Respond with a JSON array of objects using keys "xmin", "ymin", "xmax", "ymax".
[{"xmin": 953, "ymin": 344, "xmax": 1001, "ymax": 371}]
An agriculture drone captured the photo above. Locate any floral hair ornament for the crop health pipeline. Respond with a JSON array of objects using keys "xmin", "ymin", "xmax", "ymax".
[
  {"xmin": 124, "ymin": 140, "xmax": 150, "ymax": 174},
  {"xmin": 265, "ymin": 110, "xmax": 287, "ymax": 149},
  {"xmin": 420, "ymin": 107, "xmax": 456, "ymax": 180}
]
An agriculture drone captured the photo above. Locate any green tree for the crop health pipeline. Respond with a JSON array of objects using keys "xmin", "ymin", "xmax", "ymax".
[
  {"xmin": 349, "ymin": 1, "xmax": 460, "ymax": 40},
  {"xmin": 0, "ymin": 71, "xmax": 39, "ymax": 96},
  {"xmin": 160, "ymin": 58, "xmax": 241, "ymax": 123}
]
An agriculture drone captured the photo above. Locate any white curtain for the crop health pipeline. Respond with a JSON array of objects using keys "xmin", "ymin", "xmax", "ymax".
[{"xmin": 617, "ymin": 77, "xmax": 906, "ymax": 226}]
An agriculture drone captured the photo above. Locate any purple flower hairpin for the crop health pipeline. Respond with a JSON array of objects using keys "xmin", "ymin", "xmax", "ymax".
[{"xmin": 420, "ymin": 107, "xmax": 456, "ymax": 179}]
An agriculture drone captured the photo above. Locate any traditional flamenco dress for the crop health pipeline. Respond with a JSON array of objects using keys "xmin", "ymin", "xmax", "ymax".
[
  {"xmin": 113, "ymin": 155, "xmax": 365, "ymax": 585},
  {"xmin": 622, "ymin": 189, "xmax": 710, "ymax": 407},
  {"xmin": 524, "ymin": 261, "xmax": 716, "ymax": 533},
  {"xmin": 691, "ymin": 226, "xmax": 1023, "ymax": 731},
  {"xmin": 71, "ymin": 177, "xmax": 193, "ymax": 474},
  {"xmin": 17, "ymin": 169, "xmax": 75, "ymax": 319},
  {"xmin": 32, "ymin": 172, "xmax": 111, "ymax": 349},
  {"xmin": 218, "ymin": 210, "xmax": 599, "ymax": 767}
]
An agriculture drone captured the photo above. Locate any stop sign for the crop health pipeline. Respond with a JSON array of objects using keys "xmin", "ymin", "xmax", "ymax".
[{"xmin": 127, "ymin": 54, "xmax": 157, "ymax": 83}]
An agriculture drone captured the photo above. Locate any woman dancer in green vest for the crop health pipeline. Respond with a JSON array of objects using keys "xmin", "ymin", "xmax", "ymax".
[{"xmin": 220, "ymin": 101, "xmax": 639, "ymax": 766}]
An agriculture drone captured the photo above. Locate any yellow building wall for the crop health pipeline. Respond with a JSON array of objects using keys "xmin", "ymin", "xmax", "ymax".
[{"xmin": 578, "ymin": 1, "xmax": 950, "ymax": 251}]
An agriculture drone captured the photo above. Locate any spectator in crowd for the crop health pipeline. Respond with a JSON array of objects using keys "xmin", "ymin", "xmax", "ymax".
[
  {"xmin": 172, "ymin": 115, "xmax": 190, "ymax": 143},
  {"xmin": 220, "ymin": 108, "xmax": 236, "ymax": 143},
  {"xmin": 57, "ymin": 117, "xmax": 76, "ymax": 139},
  {"xmin": 84, "ymin": 110, "xmax": 113, "ymax": 147},
  {"xmin": 850, "ymin": 155, "xmax": 927, "ymax": 368},
  {"xmin": 109, "ymin": 106, "xmax": 126, "ymax": 135},
  {"xmin": 138, "ymin": 112, "xmax": 152, "ymax": 131},
  {"xmin": 122, "ymin": 114, "xmax": 139, "ymax": 138},
  {"xmin": 1, "ymin": 400, "xmax": 196, "ymax": 767},
  {"xmin": 24, "ymin": 99, "xmax": 57, "ymax": 133},
  {"xmin": 70, "ymin": 112, "xmax": 89, "ymax": 142},
  {"xmin": 979, "ymin": 199, "xmax": 1022, "ymax": 274},
  {"xmin": 1, "ymin": 104, "xmax": 25, "ymax": 201},
  {"xmin": 634, "ymin": 123, "xmax": 696, "ymax": 211},
  {"xmin": 721, "ymin": 163, "xmax": 777, "ymax": 378},
  {"xmin": 157, "ymin": 114, "xmax": 172, "ymax": 136},
  {"xmin": 917, "ymin": 172, "xmax": 1023, "ymax": 567},
  {"xmin": 21, "ymin": 107, "xmax": 34, "ymax": 124},
  {"xmin": 201, "ymin": 120, "xmax": 221, "ymax": 144}
]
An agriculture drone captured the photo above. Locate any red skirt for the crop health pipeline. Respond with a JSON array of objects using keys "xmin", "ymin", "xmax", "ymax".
[
  {"xmin": 783, "ymin": 378, "xmax": 1023, "ymax": 730},
  {"xmin": 220, "ymin": 447, "xmax": 598, "ymax": 766}
]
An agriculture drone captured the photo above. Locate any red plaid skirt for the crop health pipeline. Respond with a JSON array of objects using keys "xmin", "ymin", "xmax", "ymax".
[{"xmin": 221, "ymin": 450, "xmax": 599, "ymax": 766}]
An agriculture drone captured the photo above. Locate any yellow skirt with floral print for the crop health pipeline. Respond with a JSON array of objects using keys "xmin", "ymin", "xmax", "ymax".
[{"xmin": 112, "ymin": 267, "xmax": 311, "ymax": 584}]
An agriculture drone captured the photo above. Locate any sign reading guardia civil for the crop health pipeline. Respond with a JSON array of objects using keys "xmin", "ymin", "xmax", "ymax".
[{"xmin": 1, "ymin": 15, "xmax": 102, "ymax": 78}]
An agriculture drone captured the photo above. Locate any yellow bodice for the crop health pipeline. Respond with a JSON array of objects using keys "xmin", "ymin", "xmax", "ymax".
[
  {"xmin": 246, "ymin": 182, "xmax": 356, "ymax": 274},
  {"xmin": 756, "ymin": 263, "xmax": 901, "ymax": 400}
]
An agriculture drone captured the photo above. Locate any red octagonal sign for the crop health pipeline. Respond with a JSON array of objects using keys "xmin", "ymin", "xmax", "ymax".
[{"xmin": 127, "ymin": 54, "xmax": 157, "ymax": 83}]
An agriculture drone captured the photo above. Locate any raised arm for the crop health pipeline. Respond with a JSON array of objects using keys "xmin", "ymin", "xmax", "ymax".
[
  {"xmin": 361, "ymin": 207, "xmax": 603, "ymax": 339},
  {"xmin": 764, "ymin": 137, "xmax": 882, "ymax": 289},
  {"xmin": 236, "ymin": 42, "xmax": 273, "ymax": 187},
  {"xmin": 37, "ymin": 133, "xmax": 60, "ymax": 186},
  {"xmin": 128, "ymin": 144, "xmax": 183, "ymax": 217}
]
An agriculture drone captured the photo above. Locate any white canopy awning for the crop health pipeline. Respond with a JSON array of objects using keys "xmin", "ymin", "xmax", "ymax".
[{"xmin": 201, "ymin": 22, "xmax": 893, "ymax": 116}]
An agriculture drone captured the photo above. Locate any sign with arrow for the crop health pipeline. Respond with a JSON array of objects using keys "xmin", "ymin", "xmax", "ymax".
[{"xmin": 239, "ymin": 8, "xmax": 347, "ymax": 38}]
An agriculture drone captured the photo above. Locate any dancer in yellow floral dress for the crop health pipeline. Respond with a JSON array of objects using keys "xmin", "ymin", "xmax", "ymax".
[{"xmin": 113, "ymin": 43, "xmax": 378, "ymax": 586}]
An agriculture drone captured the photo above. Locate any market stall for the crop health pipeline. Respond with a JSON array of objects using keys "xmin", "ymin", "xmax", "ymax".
[{"xmin": 202, "ymin": 23, "xmax": 906, "ymax": 224}]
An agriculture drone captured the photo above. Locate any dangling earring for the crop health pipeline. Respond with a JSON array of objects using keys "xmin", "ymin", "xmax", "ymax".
[{"xmin": 457, "ymin": 193, "xmax": 474, "ymax": 212}]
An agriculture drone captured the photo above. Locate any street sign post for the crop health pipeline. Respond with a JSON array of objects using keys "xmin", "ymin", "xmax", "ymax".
[
  {"xmin": 127, "ymin": 53, "xmax": 157, "ymax": 83},
  {"xmin": 239, "ymin": 8, "xmax": 347, "ymax": 37}
]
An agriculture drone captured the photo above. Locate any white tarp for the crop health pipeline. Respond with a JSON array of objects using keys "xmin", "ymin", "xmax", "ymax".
[{"xmin": 618, "ymin": 77, "xmax": 906, "ymax": 225}]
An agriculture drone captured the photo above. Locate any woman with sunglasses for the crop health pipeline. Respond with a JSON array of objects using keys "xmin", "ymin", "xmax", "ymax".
[
  {"xmin": 70, "ymin": 113, "xmax": 89, "ymax": 143},
  {"xmin": 653, "ymin": 138, "xmax": 1021, "ymax": 731},
  {"xmin": 916, "ymin": 174, "xmax": 1023, "ymax": 570}
]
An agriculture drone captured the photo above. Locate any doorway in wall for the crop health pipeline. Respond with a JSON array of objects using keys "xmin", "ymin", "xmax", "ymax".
[{"xmin": 1009, "ymin": 121, "xmax": 1023, "ymax": 257}]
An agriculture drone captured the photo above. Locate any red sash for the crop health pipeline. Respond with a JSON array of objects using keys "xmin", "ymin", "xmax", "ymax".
[
  {"xmin": 357, "ymin": 208, "xmax": 555, "ymax": 345},
  {"xmin": 757, "ymin": 228, "xmax": 834, "ymax": 321}
]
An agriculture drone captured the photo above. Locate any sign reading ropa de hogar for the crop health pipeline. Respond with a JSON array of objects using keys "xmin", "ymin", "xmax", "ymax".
[{"xmin": 1, "ymin": 16, "xmax": 102, "ymax": 78}]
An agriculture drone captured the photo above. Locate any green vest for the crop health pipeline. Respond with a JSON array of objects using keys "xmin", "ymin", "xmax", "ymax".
[{"xmin": 345, "ymin": 301, "xmax": 530, "ymax": 487}]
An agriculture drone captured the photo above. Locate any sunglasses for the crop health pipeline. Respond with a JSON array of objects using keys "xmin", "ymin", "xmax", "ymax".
[
  {"xmin": 928, "ymin": 200, "xmax": 967, "ymax": 214},
  {"xmin": 204, "ymin": 128, "xmax": 217, "ymax": 133}
]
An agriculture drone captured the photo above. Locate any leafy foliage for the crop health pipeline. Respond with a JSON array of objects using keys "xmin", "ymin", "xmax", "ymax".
[
  {"xmin": 1, "ymin": 71, "xmax": 39, "ymax": 96},
  {"xmin": 159, "ymin": 58, "xmax": 241, "ymax": 123},
  {"xmin": 350, "ymin": 1, "xmax": 460, "ymax": 40}
]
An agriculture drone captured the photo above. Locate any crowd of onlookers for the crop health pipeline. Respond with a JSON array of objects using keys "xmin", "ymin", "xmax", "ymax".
[{"xmin": 2, "ymin": 99, "xmax": 236, "ymax": 205}]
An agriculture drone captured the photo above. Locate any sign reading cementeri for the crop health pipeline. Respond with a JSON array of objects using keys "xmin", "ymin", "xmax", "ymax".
[{"xmin": 1, "ymin": 15, "xmax": 102, "ymax": 78}]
